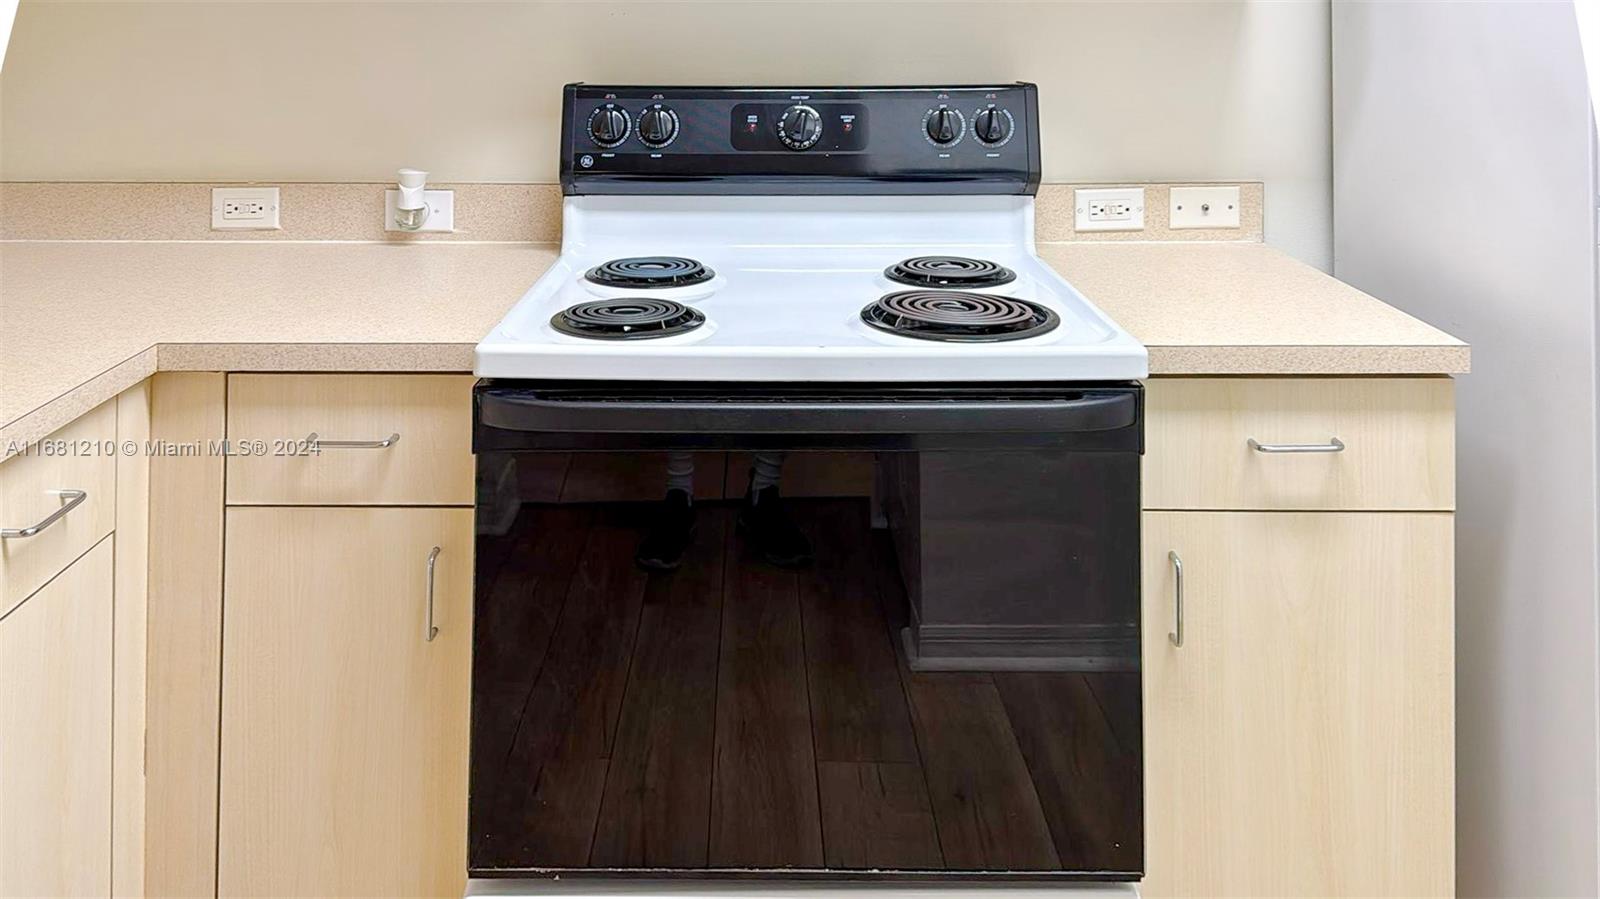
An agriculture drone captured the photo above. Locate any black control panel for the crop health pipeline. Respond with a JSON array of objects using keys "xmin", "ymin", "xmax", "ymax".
[{"xmin": 559, "ymin": 83, "xmax": 1041, "ymax": 196}]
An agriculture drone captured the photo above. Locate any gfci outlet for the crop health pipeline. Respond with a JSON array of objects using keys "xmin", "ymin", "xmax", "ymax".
[
  {"xmin": 1075, "ymin": 187, "xmax": 1145, "ymax": 232},
  {"xmin": 211, "ymin": 187, "xmax": 281, "ymax": 230}
]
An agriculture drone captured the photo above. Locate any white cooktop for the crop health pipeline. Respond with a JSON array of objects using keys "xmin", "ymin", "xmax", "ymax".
[{"xmin": 475, "ymin": 195, "xmax": 1148, "ymax": 382}]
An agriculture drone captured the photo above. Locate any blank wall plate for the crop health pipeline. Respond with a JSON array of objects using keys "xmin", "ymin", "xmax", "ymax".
[
  {"xmin": 1170, "ymin": 185, "xmax": 1241, "ymax": 229},
  {"xmin": 211, "ymin": 187, "xmax": 280, "ymax": 230},
  {"xmin": 385, "ymin": 189, "xmax": 455, "ymax": 233},
  {"xmin": 1074, "ymin": 187, "xmax": 1145, "ymax": 232}
]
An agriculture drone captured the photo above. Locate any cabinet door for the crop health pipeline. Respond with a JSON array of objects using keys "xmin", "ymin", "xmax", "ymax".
[
  {"xmin": 219, "ymin": 507, "xmax": 472, "ymax": 898},
  {"xmin": 0, "ymin": 537, "xmax": 113, "ymax": 896},
  {"xmin": 1141, "ymin": 511, "xmax": 1454, "ymax": 898}
]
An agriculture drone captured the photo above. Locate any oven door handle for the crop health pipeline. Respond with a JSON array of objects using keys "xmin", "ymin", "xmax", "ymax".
[{"xmin": 478, "ymin": 389, "xmax": 1139, "ymax": 434}]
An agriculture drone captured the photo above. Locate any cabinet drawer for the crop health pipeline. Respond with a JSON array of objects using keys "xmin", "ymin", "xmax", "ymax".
[
  {"xmin": 1, "ymin": 400, "xmax": 117, "ymax": 617},
  {"xmin": 1144, "ymin": 378, "xmax": 1454, "ymax": 511},
  {"xmin": 226, "ymin": 374, "xmax": 474, "ymax": 506}
]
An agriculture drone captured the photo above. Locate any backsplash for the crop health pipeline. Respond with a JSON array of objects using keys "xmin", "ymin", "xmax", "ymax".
[
  {"xmin": 0, "ymin": 183, "xmax": 561, "ymax": 242},
  {"xmin": 0, "ymin": 181, "xmax": 1262, "ymax": 244},
  {"xmin": 1037, "ymin": 183, "xmax": 1264, "ymax": 244}
]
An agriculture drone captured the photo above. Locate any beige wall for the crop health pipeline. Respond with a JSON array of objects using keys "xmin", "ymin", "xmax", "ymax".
[{"xmin": 0, "ymin": 0, "xmax": 1331, "ymax": 267}]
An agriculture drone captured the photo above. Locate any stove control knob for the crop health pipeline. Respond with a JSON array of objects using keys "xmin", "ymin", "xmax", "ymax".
[
  {"xmin": 587, "ymin": 105, "xmax": 631, "ymax": 148},
  {"xmin": 925, "ymin": 106, "xmax": 960, "ymax": 145},
  {"xmin": 777, "ymin": 104, "xmax": 823, "ymax": 150},
  {"xmin": 637, "ymin": 105, "xmax": 679, "ymax": 148},
  {"xmin": 973, "ymin": 107, "xmax": 1012, "ymax": 145}
]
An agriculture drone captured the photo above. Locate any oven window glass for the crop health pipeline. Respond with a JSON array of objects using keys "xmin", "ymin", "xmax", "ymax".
[{"xmin": 470, "ymin": 449, "xmax": 1141, "ymax": 877}]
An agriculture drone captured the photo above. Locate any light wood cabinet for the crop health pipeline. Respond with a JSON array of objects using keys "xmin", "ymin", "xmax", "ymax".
[
  {"xmin": 225, "ymin": 374, "xmax": 475, "ymax": 506},
  {"xmin": 144, "ymin": 372, "xmax": 226, "ymax": 899},
  {"xmin": 112, "ymin": 381, "xmax": 151, "ymax": 899},
  {"xmin": 0, "ymin": 537, "xmax": 114, "ymax": 897},
  {"xmin": 96, "ymin": 368, "xmax": 1455, "ymax": 897},
  {"xmin": 1144, "ymin": 377, "xmax": 1455, "ymax": 511},
  {"xmin": 1140, "ymin": 510, "xmax": 1454, "ymax": 898},
  {"xmin": 217, "ymin": 506, "xmax": 472, "ymax": 898},
  {"xmin": 0, "ymin": 398, "xmax": 117, "ymax": 617}
]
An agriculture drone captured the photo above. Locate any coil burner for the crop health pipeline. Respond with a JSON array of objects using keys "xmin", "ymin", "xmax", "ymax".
[
  {"xmin": 884, "ymin": 256, "xmax": 1017, "ymax": 289},
  {"xmin": 861, "ymin": 290, "xmax": 1059, "ymax": 342},
  {"xmin": 585, "ymin": 256, "xmax": 715, "ymax": 289},
  {"xmin": 552, "ymin": 299, "xmax": 706, "ymax": 340}
]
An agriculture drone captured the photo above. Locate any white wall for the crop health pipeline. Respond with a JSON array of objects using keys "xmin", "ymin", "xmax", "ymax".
[
  {"xmin": 0, "ymin": 0, "xmax": 1333, "ymax": 268},
  {"xmin": 1332, "ymin": 3, "xmax": 1600, "ymax": 896}
]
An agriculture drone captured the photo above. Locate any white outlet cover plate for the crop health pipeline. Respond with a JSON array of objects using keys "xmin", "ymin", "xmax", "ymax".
[
  {"xmin": 385, "ymin": 189, "xmax": 455, "ymax": 233},
  {"xmin": 1074, "ymin": 187, "xmax": 1145, "ymax": 232},
  {"xmin": 1170, "ymin": 185, "xmax": 1241, "ymax": 229},
  {"xmin": 211, "ymin": 186, "xmax": 280, "ymax": 230}
]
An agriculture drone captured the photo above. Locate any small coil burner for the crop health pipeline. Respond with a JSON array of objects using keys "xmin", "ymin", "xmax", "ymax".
[
  {"xmin": 884, "ymin": 255, "xmax": 1016, "ymax": 289},
  {"xmin": 585, "ymin": 256, "xmax": 715, "ymax": 289},
  {"xmin": 861, "ymin": 290, "xmax": 1059, "ymax": 342},
  {"xmin": 552, "ymin": 299, "xmax": 706, "ymax": 340}
]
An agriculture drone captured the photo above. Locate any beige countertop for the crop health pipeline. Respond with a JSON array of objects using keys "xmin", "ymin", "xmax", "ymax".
[{"xmin": 1, "ymin": 240, "xmax": 1467, "ymax": 454}]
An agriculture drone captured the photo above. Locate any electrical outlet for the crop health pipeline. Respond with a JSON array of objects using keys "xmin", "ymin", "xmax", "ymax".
[
  {"xmin": 384, "ymin": 189, "xmax": 455, "ymax": 233},
  {"xmin": 1089, "ymin": 198, "xmax": 1134, "ymax": 222},
  {"xmin": 1170, "ymin": 185, "xmax": 1241, "ymax": 229},
  {"xmin": 1075, "ymin": 187, "xmax": 1145, "ymax": 232},
  {"xmin": 223, "ymin": 198, "xmax": 266, "ymax": 218},
  {"xmin": 211, "ymin": 187, "xmax": 280, "ymax": 230}
]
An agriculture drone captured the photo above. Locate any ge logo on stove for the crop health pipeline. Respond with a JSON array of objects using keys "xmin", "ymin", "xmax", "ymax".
[{"xmin": 579, "ymin": 155, "xmax": 595, "ymax": 168}]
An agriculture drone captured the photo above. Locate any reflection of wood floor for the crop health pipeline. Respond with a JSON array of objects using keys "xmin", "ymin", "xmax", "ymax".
[{"xmin": 470, "ymin": 499, "xmax": 1142, "ymax": 875}]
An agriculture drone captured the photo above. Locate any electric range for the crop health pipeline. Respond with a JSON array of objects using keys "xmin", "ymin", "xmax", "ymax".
[
  {"xmin": 469, "ymin": 83, "xmax": 1146, "ymax": 886},
  {"xmin": 475, "ymin": 194, "xmax": 1147, "ymax": 382}
]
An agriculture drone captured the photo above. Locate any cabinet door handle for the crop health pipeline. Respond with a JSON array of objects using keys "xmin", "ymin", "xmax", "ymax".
[
  {"xmin": 1167, "ymin": 550, "xmax": 1184, "ymax": 648},
  {"xmin": 307, "ymin": 432, "xmax": 401, "ymax": 450},
  {"xmin": 1247, "ymin": 436, "xmax": 1345, "ymax": 454},
  {"xmin": 424, "ymin": 546, "xmax": 441, "ymax": 642},
  {"xmin": 2, "ymin": 489, "xmax": 88, "ymax": 539}
]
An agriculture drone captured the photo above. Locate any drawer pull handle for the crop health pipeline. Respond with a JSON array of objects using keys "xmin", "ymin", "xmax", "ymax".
[
  {"xmin": 424, "ymin": 545, "xmax": 441, "ymax": 643},
  {"xmin": 2, "ymin": 489, "xmax": 88, "ymax": 539},
  {"xmin": 1247, "ymin": 437, "xmax": 1345, "ymax": 454},
  {"xmin": 307, "ymin": 432, "xmax": 401, "ymax": 450},
  {"xmin": 1167, "ymin": 550, "xmax": 1184, "ymax": 648}
]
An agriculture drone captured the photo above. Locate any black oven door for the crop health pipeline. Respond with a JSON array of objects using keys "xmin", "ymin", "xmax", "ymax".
[{"xmin": 468, "ymin": 380, "xmax": 1142, "ymax": 880}]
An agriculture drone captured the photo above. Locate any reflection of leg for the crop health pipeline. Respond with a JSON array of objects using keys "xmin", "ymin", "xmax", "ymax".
[
  {"xmin": 665, "ymin": 450, "xmax": 696, "ymax": 496},
  {"xmin": 750, "ymin": 451, "xmax": 785, "ymax": 493},
  {"xmin": 636, "ymin": 451, "xmax": 696, "ymax": 571},
  {"xmin": 741, "ymin": 451, "xmax": 812, "ymax": 568}
]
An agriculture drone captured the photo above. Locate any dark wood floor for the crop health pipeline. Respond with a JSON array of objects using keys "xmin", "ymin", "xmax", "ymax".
[{"xmin": 470, "ymin": 499, "xmax": 1142, "ymax": 874}]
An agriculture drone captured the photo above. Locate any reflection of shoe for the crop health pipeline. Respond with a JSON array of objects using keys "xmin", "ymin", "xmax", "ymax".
[
  {"xmin": 738, "ymin": 484, "xmax": 814, "ymax": 568},
  {"xmin": 635, "ymin": 490, "xmax": 695, "ymax": 571}
]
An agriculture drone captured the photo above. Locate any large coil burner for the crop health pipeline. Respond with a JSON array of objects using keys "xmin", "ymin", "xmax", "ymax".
[{"xmin": 861, "ymin": 290, "xmax": 1059, "ymax": 342}]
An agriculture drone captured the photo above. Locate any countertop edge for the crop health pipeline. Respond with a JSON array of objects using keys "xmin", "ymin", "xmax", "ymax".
[
  {"xmin": 3, "ymin": 348, "xmax": 160, "ymax": 459},
  {"xmin": 2, "ymin": 340, "xmax": 1471, "ymax": 458},
  {"xmin": 1145, "ymin": 344, "xmax": 1471, "ymax": 377}
]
